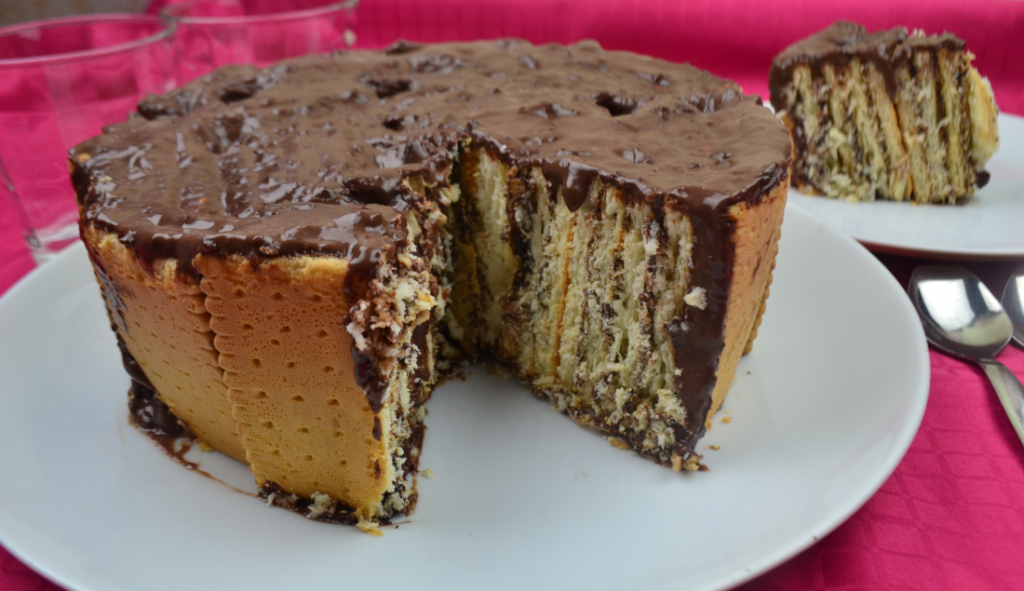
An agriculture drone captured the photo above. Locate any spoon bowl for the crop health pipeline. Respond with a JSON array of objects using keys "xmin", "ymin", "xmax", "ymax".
[
  {"xmin": 909, "ymin": 265, "xmax": 1024, "ymax": 452},
  {"xmin": 909, "ymin": 265, "xmax": 1013, "ymax": 359},
  {"xmin": 1003, "ymin": 263, "xmax": 1024, "ymax": 348}
]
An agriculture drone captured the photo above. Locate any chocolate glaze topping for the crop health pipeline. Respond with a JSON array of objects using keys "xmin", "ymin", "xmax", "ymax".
[
  {"xmin": 769, "ymin": 21, "xmax": 966, "ymax": 108},
  {"xmin": 74, "ymin": 40, "xmax": 790, "ymax": 459}
]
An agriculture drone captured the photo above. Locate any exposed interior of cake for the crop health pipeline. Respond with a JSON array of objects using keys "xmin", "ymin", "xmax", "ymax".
[
  {"xmin": 772, "ymin": 29, "xmax": 999, "ymax": 203},
  {"xmin": 338, "ymin": 140, "xmax": 720, "ymax": 520},
  {"xmin": 444, "ymin": 145, "xmax": 704, "ymax": 466}
]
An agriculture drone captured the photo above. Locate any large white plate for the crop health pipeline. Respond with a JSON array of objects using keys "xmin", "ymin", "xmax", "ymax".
[
  {"xmin": 0, "ymin": 205, "xmax": 929, "ymax": 591},
  {"xmin": 789, "ymin": 113, "xmax": 1024, "ymax": 259}
]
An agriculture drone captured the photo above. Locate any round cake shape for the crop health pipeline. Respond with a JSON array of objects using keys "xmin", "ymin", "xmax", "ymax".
[{"xmin": 74, "ymin": 39, "xmax": 792, "ymax": 526}]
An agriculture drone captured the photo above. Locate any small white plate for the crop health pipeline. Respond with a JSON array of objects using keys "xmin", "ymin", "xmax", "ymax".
[
  {"xmin": 0, "ymin": 205, "xmax": 929, "ymax": 591},
  {"xmin": 789, "ymin": 113, "xmax": 1024, "ymax": 259}
]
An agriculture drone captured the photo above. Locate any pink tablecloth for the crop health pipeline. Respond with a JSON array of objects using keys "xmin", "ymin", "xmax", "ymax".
[{"xmin": 2, "ymin": 0, "xmax": 1024, "ymax": 589}]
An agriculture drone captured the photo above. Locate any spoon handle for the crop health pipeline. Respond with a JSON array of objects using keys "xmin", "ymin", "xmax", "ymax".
[{"xmin": 979, "ymin": 359, "xmax": 1024, "ymax": 450}]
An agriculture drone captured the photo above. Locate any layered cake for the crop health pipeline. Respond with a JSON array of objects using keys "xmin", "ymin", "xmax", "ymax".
[
  {"xmin": 73, "ymin": 39, "xmax": 791, "ymax": 529},
  {"xmin": 770, "ymin": 21, "xmax": 999, "ymax": 203}
]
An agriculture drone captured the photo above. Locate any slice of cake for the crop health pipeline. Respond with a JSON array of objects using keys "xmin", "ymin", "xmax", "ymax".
[
  {"xmin": 770, "ymin": 21, "xmax": 999, "ymax": 203},
  {"xmin": 73, "ymin": 39, "xmax": 792, "ymax": 527}
]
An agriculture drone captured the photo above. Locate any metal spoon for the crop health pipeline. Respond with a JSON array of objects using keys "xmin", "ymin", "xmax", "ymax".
[
  {"xmin": 1002, "ymin": 263, "xmax": 1024, "ymax": 349},
  {"xmin": 909, "ymin": 265, "xmax": 1024, "ymax": 450}
]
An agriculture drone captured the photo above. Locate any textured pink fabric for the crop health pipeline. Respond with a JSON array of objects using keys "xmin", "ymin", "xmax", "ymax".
[
  {"xmin": 741, "ymin": 345, "xmax": 1024, "ymax": 591},
  {"xmin": 2, "ymin": 1, "xmax": 1024, "ymax": 589}
]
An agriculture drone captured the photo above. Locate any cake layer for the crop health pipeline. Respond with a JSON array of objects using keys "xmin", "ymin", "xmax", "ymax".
[
  {"xmin": 769, "ymin": 21, "xmax": 999, "ymax": 203},
  {"xmin": 74, "ymin": 39, "xmax": 792, "ymax": 524}
]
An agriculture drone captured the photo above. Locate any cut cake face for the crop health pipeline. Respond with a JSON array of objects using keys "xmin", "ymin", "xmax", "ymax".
[{"xmin": 770, "ymin": 21, "xmax": 999, "ymax": 204}]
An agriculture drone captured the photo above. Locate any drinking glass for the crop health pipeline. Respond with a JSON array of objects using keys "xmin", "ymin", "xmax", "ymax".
[
  {"xmin": 162, "ymin": 0, "xmax": 358, "ymax": 83},
  {"xmin": 0, "ymin": 14, "xmax": 178, "ymax": 265}
]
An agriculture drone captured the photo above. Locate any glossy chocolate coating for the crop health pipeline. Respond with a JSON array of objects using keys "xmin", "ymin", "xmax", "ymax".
[
  {"xmin": 118, "ymin": 333, "xmax": 199, "ymax": 469},
  {"xmin": 769, "ymin": 21, "xmax": 966, "ymax": 108},
  {"xmin": 74, "ymin": 40, "xmax": 791, "ymax": 459}
]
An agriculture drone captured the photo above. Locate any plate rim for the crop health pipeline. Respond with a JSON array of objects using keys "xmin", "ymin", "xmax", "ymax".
[
  {"xmin": 788, "ymin": 112, "xmax": 1024, "ymax": 261},
  {"xmin": 701, "ymin": 207, "xmax": 931, "ymax": 591},
  {"xmin": 0, "ymin": 206, "xmax": 931, "ymax": 591}
]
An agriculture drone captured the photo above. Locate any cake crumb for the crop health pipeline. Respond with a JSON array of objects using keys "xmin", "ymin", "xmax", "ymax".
[
  {"xmin": 684, "ymin": 287, "xmax": 707, "ymax": 309},
  {"xmin": 197, "ymin": 440, "xmax": 214, "ymax": 452},
  {"xmin": 707, "ymin": 445, "xmax": 720, "ymax": 450},
  {"xmin": 671, "ymin": 452, "xmax": 683, "ymax": 472},
  {"xmin": 306, "ymin": 491, "xmax": 336, "ymax": 520},
  {"xmin": 608, "ymin": 437, "xmax": 630, "ymax": 451},
  {"xmin": 683, "ymin": 456, "xmax": 701, "ymax": 471},
  {"xmin": 721, "ymin": 417, "xmax": 732, "ymax": 424},
  {"xmin": 356, "ymin": 518, "xmax": 384, "ymax": 537},
  {"xmin": 421, "ymin": 468, "xmax": 436, "ymax": 479}
]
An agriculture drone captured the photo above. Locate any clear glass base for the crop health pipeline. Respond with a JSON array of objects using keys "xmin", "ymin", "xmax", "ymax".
[{"xmin": 26, "ymin": 222, "xmax": 80, "ymax": 266}]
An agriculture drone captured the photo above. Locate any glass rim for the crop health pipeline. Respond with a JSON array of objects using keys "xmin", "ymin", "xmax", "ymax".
[
  {"xmin": 0, "ymin": 13, "xmax": 176, "ymax": 68},
  {"xmin": 162, "ymin": 0, "xmax": 358, "ymax": 26}
]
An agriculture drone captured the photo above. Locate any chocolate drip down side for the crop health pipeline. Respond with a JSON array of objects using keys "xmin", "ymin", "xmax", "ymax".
[
  {"xmin": 116, "ymin": 332, "xmax": 198, "ymax": 468},
  {"xmin": 470, "ymin": 127, "xmax": 788, "ymax": 459},
  {"xmin": 85, "ymin": 237, "xmax": 198, "ymax": 466},
  {"xmin": 668, "ymin": 164, "xmax": 787, "ymax": 457}
]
